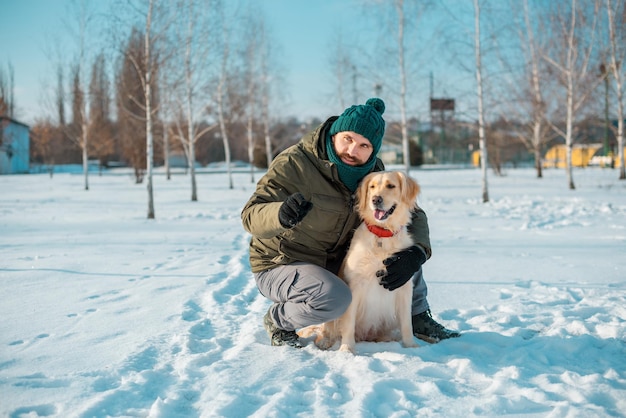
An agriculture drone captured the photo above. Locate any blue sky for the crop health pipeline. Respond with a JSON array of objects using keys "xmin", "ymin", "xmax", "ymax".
[
  {"xmin": 1, "ymin": 0, "xmax": 476, "ymax": 126},
  {"xmin": 1, "ymin": 0, "xmax": 63, "ymax": 124}
]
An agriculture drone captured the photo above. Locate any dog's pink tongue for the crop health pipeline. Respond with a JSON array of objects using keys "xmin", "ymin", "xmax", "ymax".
[{"xmin": 374, "ymin": 209, "xmax": 385, "ymax": 220}]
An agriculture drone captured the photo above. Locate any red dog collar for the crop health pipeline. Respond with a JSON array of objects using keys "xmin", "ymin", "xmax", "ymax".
[{"xmin": 366, "ymin": 223, "xmax": 395, "ymax": 238}]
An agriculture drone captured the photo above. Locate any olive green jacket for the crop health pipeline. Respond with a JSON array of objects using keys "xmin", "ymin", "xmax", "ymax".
[{"xmin": 241, "ymin": 117, "xmax": 431, "ymax": 274}]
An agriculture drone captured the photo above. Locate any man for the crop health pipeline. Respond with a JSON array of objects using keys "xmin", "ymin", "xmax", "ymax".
[{"xmin": 241, "ymin": 98, "xmax": 459, "ymax": 348}]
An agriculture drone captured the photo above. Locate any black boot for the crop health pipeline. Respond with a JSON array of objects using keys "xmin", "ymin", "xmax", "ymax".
[
  {"xmin": 412, "ymin": 310, "xmax": 460, "ymax": 343},
  {"xmin": 263, "ymin": 309, "xmax": 303, "ymax": 348}
]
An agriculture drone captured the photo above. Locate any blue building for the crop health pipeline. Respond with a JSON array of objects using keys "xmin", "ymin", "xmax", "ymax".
[{"xmin": 0, "ymin": 116, "xmax": 30, "ymax": 174}]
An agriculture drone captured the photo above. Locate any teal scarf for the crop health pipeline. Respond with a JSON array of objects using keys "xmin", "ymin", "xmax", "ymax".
[{"xmin": 325, "ymin": 133, "xmax": 376, "ymax": 192}]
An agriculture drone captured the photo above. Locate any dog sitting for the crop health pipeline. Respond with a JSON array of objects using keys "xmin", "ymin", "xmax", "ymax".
[{"xmin": 313, "ymin": 171, "xmax": 421, "ymax": 353}]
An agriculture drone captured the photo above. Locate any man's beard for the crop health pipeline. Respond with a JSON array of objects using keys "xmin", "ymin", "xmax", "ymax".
[{"xmin": 338, "ymin": 153, "xmax": 363, "ymax": 166}]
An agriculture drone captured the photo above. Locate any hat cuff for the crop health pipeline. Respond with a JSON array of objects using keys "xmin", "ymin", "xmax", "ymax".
[{"xmin": 331, "ymin": 118, "xmax": 379, "ymax": 144}]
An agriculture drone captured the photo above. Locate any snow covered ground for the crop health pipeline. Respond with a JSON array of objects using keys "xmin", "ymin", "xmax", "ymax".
[{"xmin": 1, "ymin": 166, "xmax": 625, "ymax": 417}]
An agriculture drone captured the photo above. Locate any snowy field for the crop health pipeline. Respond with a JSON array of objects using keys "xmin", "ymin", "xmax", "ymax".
[{"xmin": 1, "ymin": 167, "xmax": 625, "ymax": 417}]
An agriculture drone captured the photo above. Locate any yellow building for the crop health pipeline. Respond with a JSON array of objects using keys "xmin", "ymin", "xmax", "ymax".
[
  {"xmin": 471, "ymin": 149, "xmax": 481, "ymax": 167},
  {"xmin": 472, "ymin": 144, "xmax": 625, "ymax": 168},
  {"xmin": 542, "ymin": 144, "xmax": 602, "ymax": 168}
]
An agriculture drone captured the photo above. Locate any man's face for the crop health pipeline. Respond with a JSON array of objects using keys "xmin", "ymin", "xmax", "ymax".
[{"xmin": 331, "ymin": 131, "xmax": 374, "ymax": 166}]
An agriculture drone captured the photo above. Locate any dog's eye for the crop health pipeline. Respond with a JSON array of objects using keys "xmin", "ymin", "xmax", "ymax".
[{"xmin": 386, "ymin": 184, "xmax": 396, "ymax": 189}]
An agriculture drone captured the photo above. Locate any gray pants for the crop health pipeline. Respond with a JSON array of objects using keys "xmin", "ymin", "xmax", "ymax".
[{"xmin": 254, "ymin": 262, "xmax": 430, "ymax": 331}]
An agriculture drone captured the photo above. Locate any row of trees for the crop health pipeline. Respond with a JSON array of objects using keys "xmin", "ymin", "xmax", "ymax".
[
  {"xmin": 478, "ymin": 0, "xmax": 626, "ymax": 194},
  {"xmin": 25, "ymin": 0, "xmax": 288, "ymax": 218},
  {"xmin": 305, "ymin": 0, "xmax": 625, "ymax": 202},
  {"xmin": 434, "ymin": 0, "xmax": 625, "ymax": 200},
  {"xmin": 2, "ymin": 0, "xmax": 625, "ymax": 217}
]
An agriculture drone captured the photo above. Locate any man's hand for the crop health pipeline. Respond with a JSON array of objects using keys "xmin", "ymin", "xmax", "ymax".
[
  {"xmin": 278, "ymin": 193, "xmax": 313, "ymax": 228},
  {"xmin": 376, "ymin": 245, "xmax": 427, "ymax": 291}
]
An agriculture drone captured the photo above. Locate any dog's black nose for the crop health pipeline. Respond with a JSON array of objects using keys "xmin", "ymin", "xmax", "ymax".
[{"xmin": 372, "ymin": 196, "xmax": 382, "ymax": 206}]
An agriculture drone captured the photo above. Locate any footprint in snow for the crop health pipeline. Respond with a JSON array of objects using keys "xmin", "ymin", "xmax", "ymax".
[{"xmin": 10, "ymin": 404, "xmax": 57, "ymax": 418}]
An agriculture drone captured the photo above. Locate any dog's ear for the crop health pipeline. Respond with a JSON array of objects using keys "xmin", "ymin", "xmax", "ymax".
[
  {"xmin": 356, "ymin": 172, "xmax": 374, "ymax": 214},
  {"xmin": 396, "ymin": 172, "xmax": 420, "ymax": 206}
]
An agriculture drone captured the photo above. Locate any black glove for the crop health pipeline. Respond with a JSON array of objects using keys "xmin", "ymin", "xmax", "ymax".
[
  {"xmin": 376, "ymin": 245, "xmax": 427, "ymax": 291},
  {"xmin": 278, "ymin": 193, "xmax": 313, "ymax": 228}
]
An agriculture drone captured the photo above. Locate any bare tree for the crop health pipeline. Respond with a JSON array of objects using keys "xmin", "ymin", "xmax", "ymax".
[
  {"xmin": 259, "ymin": 22, "xmax": 274, "ymax": 172},
  {"xmin": 473, "ymin": 0, "xmax": 489, "ymax": 202},
  {"xmin": 64, "ymin": 0, "xmax": 96, "ymax": 191},
  {"xmin": 0, "ymin": 62, "xmax": 15, "ymax": 117},
  {"xmin": 30, "ymin": 119, "xmax": 63, "ymax": 177},
  {"xmin": 393, "ymin": 0, "xmax": 411, "ymax": 174},
  {"xmin": 162, "ymin": 120, "xmax": 171, "ymax": 180},
  {"xmin": 56, "ymin": 65, "xmax": 66, "ymax": 126},
  {"xmin": 239, "ymin": 5, "xmax": 284, "ymax": 175},
  {"xmin": 542, "ymin": 0, "xmax": 601, "ymax": 190},
  {"xmin": 374, "ymin": 0, "xmax": 425, "ymax": 173},
  {"xmin": 240, "ymin": 6, "xmax": 260, "ymax": 183},
  {"xmin": 498, "ymin": 0, "xmax": 556, "ymax": 178},
  {"xmin": 605, "ymin": 0, "xmax": 625, "ymax": 179},
  {"xmin": 363, "ymin": 0, "xmax": 432, "ymax": 173},
  {"xmin": 116, "ymin": 29, "xmax": 148, "ymax": 183},
  {"xmin": 168, "ymin": 0, "xmax": 220, "ymax": 200},
  {"xmin": 31, "ymin": 63, "xmax": 69, "ymax": 178},
  {"xmin": 67, "ymin": 63, "xmax": 91, "ymax": 190},
  {"xmin": 216, "ymin": 4, "xmax": 234, "ymax": 190},
  {"xmin": 434, "ymin": 1, "xmax": 511, "ymax": 171},
  {"xmin": 111, "ymin": 0, "xmax": 173, "ymax": 218},
  {"xmin": 240, "ymin": 6, "xmax": 262, "ymax": 183},
  {"xmin": 142, "ymin": 0, "xmax": 157, "ymax": 218},
  {"xmin": 327, "ymin": 32, "xmax": 357, "ymax": 112},
  {"xmin": 89, "ymin": 52, "xmax": 114, "ymax": 173}
]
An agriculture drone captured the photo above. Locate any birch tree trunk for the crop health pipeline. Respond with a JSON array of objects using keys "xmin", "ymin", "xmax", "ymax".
[
  {"xmin": 565, "ymin": 65, "xmax": 575, "ymax": 190},
  {"xmin": 163, "ymin": 122, "xmax": 171, "ymax": 180},
  {"xmin": 217, "ymin": 80, "xmax": 233, "ymax": 190},
  {"xmin": 247, "ymin": 99, "xmax": 255, "ymax": 183},
  {"xmin": 260, "ymin": 22, "xmax": 273, "ymax": 171},
  {"xmin": 243, "ymin": 9, "xmax": 259, "ymax": 183},
  {"xmin": 82, "ymin": 131, "xmax": 89, "ymax": 190},
  {"xmin": 67, "ymin": 0, "xmax": 93, "ymax": 191},
  {"xmin": 523, "ymin": 0, "xmax": 545, "ymax": 178},
  {"xmin": 246, "ymin": 55, "xmax": 256, "ymax": 183},
  {"xmin": 144, "ymin": 0, "xmax": 155, "ymax": 219},
  {"xmin": 606, "ymin": 0, "xmax": 625, "ymax": 179},
  {"xmin": 563, "ymin": 0, "xmax": 577, "ymax": 191},
  {"xmin": 184, "ymin": 3, "xmax": 198, "ymax": 201},
  {"xmin": 217, "ymin": 13, "xmax": 233, "ymax": 190},
  {"xmin": 395, "ymin": 0, "xmax": 410, "ymax": 174},
  {"xmin": 262, "ymin": 78, "xmax": 272, "ymax": 171},
  {"xmin": 79, "ymin": 4, "xmax": 89, "ymax": 191},
  {"xmin": 474, "ymin": 0, "xmax": 489, "ymax": 203},
  {"xmin": 543, "ymin": 0, "xmax": 601, "ymax": 191}
]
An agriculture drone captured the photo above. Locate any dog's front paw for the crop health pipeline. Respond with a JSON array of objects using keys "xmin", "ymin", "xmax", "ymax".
[
  {"xmin": 339, "ymin": 343, "xmax": 356, "ymax": 354},
  {"xmin": 402, "ymin": 339, "xmax": 419, "ymax": 348},
  {"xmin": 315, "ymin": 336, "xmax": 335, "ymax": 350}
]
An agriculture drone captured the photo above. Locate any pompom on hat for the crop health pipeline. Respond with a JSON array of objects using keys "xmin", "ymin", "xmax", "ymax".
[{"xmin": 330, "ymin": 98, "xmax": 386, "ymax": 155}]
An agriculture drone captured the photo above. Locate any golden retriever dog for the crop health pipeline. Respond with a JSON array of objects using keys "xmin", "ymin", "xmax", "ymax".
[{"xmin": 311, "ymin": 171, "xmax": 421, "ymax": 354}]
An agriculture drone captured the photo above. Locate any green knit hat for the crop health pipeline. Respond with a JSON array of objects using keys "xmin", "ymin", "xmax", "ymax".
[{"xmin": 330, "ymin": 98, "xmax": 386, "ymax": 155}]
